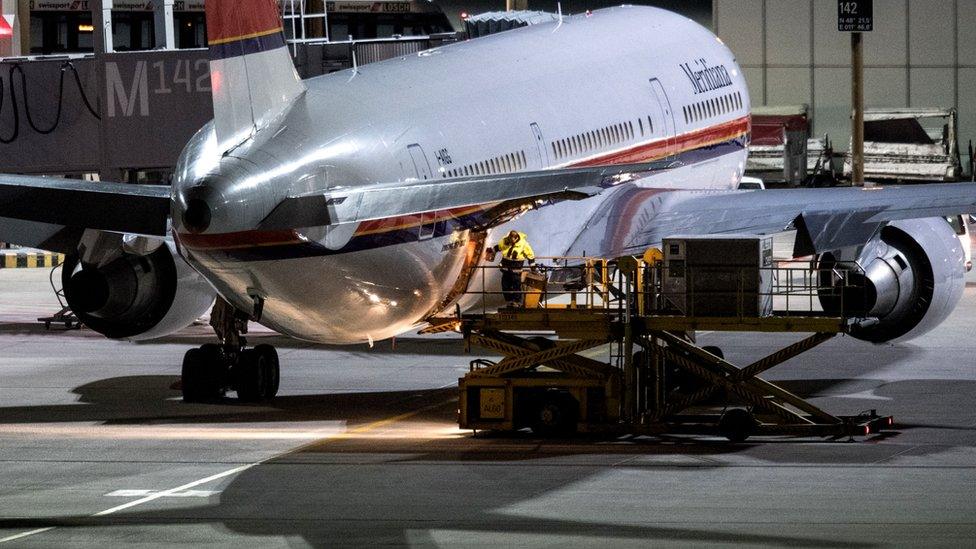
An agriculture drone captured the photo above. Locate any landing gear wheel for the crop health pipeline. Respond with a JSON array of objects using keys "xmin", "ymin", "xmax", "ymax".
[
  {"xmin": 235, "ymin": 349, "xmax": 268, "ymax": 402},
  {"xmin": 181, "ymin": 345, "xmax": 224, "ymax": 402},
  {"xmin": 235, "ymin": 345, "xmax": 280, "ymax": 402},
  {"xmin": 195, "ymin": 298, "xmax": 281, "ymax": 404},
  {"xmin": 719, "ymin": 408, "xmax": 757, "ymax": 442},
  {"xmin": 531, "ymin": 392, "xmax": 578, "ymax": 437},
  {"xmin": 254, "ymin": 344, "xmax": 280, "ymax": 400}
]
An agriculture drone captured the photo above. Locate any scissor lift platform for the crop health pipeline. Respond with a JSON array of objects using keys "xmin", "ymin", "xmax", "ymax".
[{"xmin": 423, "ymin": 254, "xmax": 894, "ymax": 442}]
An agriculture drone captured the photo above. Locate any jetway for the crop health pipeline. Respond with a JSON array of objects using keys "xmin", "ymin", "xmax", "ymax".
[
  {"xmin": 0, "ymin": 51, "xmax": 212, "ymax": 176},
  {"xmin": 0, "ymin": 35, "xmax": 453, "ymax": 177}
]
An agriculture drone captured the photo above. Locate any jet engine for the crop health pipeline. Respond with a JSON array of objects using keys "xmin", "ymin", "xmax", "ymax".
[
  {"xmin": 62, "ymin": 234, "xmax": 215, "ymax": 340},
  {"xmin": 818, "ymin": 217, "xmax": 967, "ymax": 343}
]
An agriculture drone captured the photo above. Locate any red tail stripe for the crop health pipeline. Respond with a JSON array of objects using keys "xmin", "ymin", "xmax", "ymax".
[{"xmin": 206, "ymin": 0, "xmax": 283, "ymax": 45}]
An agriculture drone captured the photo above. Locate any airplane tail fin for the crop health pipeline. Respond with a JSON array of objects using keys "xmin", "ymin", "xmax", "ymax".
[{"xmin": 205, "ymin": 0, "xmax": 305, "ymax": 147}]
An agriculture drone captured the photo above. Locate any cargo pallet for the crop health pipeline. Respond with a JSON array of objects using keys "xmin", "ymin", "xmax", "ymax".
[{"xmin": 423, "ymin": 251, "xmax": 893, "ymax": 442}]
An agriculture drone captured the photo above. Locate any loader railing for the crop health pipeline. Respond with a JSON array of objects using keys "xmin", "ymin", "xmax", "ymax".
[{"xmin": 461, "ymin": 255, "xmax": 870, "ymax": 322}]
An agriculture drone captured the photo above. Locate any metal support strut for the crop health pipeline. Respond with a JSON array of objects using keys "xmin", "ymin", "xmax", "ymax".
[{"xmin": 441, "ymin": 252, "xmax": 893, "ymax": 442}]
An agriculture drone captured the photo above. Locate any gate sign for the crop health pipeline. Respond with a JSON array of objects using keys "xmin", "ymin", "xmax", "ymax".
[{"xmin": 838, "ymin": 0, "xmax": 873, "ymax": 32}]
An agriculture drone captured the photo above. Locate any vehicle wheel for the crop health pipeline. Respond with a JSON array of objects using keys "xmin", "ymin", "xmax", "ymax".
[
  {"xmin": 719, "ymin": 408, "xmax": 756, "ymax": 442},
  {"xmin": 254, "ymin": 344, "xmax": 280, "ymax": 400},
  {"xmin": 235, "ymin": 349, "xmax": 269, "ymax": 402},
  {"xmin": 531, "ymin": 393, "xmax": 578, "ymax": 437},
  {"xmin": 182, "ymin": 346, "xmax": 222, "ymax": 402}
]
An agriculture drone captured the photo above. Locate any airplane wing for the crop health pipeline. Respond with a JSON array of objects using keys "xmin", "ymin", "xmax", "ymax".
[
  {"xmin": 2, "ymin": 166, "xmax": 974, "ymax": 259},
  {"xmin": 257, "ymin": 162, "xmax": 671, "ymax": 230},
  {"xmin": 0, "ymin": 175, "xmax": 170, "ymax": 252},
  {"xmin": 560, "ymin": 182, "xmax": 976, "ymax": 259},
  {"xmin": 261, "ymin": 163, "xmax": 976, "ymax": 258}
]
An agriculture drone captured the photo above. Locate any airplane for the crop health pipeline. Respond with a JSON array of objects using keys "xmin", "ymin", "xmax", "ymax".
[{"xmin": 0, "ymin": 1, "xmax": 974, "ymax": 403}]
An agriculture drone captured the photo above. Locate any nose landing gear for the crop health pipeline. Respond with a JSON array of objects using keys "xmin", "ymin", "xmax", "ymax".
[{"xmin": 181, "ymin": 297, "xmax": 281, "ymax": 403}]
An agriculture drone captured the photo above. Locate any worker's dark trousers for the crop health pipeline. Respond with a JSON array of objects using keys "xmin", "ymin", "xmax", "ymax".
[{"xmin": 500, "ymin": 260, "xmax": 524, "ymax": 303}]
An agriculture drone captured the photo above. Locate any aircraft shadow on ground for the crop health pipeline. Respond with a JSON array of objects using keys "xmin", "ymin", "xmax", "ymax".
[
  {"xmin": 0, "ymin": 321, "xmax": 471, "ymax": 356},
  {"xmin": 0, "ymin": 373, "xmax": 971, "ymax": 446},
  {"xmin": 1, "ymin": 375, "xmax": 974, "ymax": 546},
  {"xmin": 0, "ymin": 395, "xmax": 884, "ymax": 549},
  {"xmin": 143, "ymin": 334, "xmax": 471, "ymax": 356},
  {"xmin": 0, "ymin": 375, "xmax": 458, "ymax": 425}
]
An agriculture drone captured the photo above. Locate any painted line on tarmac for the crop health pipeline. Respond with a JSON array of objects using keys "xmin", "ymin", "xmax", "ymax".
[
  {"xmin": 0, "ymin": 527, "xmax": 56, "ymax": 545},
  {"xmin": 104, "ymin": 489, "xmax": 219, "ymax": 498},
  {"xmin": 92, "ymin": 464, "xmax": 254, "ymax": 517},
  {"xmin": 0, "ymin": 399, "xmax": 452, "ymax": 545}
]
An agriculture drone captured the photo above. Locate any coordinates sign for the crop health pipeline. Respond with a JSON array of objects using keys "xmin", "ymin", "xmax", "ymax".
[{"xmin": 838, "ymin": 0, "xmax": 873, "ymax": 32}]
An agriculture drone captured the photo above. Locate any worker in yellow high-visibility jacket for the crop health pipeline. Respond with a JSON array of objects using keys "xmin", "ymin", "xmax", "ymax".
[{"xmin": 486, "ymin": 230, "xmax": 535, "ymax": 306}]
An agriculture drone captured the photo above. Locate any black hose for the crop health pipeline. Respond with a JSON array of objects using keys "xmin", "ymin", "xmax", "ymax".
[
  {"xmin": 12, "ymin": 63, "xmax": 63, "ymax": 134},
  {"xmin": 0, "ymin": 75, "xmax": 18, "ymax": 144},
  {"xmin": 0, "ymin": 61, "xmax": 101, "ymax": 144},
  {"xmin": 65, "ymin": 62, "xmax": 101, "ymax": 120}
]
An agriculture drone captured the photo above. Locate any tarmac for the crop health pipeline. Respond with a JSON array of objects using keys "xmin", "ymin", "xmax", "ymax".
[{"xmin": 0, "ymin": 266, "xmax": 973, "ymax": 547}]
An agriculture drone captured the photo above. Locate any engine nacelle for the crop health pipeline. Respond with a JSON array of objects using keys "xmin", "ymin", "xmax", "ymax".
[
  {"xmin": 62, "ymin": 239, "xmax": 215, "ymax": 340},
  {"xmin": 818, "ymin": 217, "xmax": 966, "ymax": 343}
]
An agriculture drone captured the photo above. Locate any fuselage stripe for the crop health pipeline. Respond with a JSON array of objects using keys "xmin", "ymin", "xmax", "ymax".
[
  {"xmin": 567, "ymin": 116, "xmax": 749, "ymax": 168},
  {"xmin": 179, "ymin": 116, "xmax": 748, "ymax": 256}
]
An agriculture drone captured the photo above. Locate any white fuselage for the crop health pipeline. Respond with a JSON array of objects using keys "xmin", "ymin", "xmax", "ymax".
[{"xmin": 173, "ymin": 6, "xmax": 751, "ymax": 343}]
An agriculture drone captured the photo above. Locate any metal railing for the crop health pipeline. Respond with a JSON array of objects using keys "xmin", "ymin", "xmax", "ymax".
[{"xmin": 463, "ymin": 255, "xmax": 870, "ymax": 321}]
